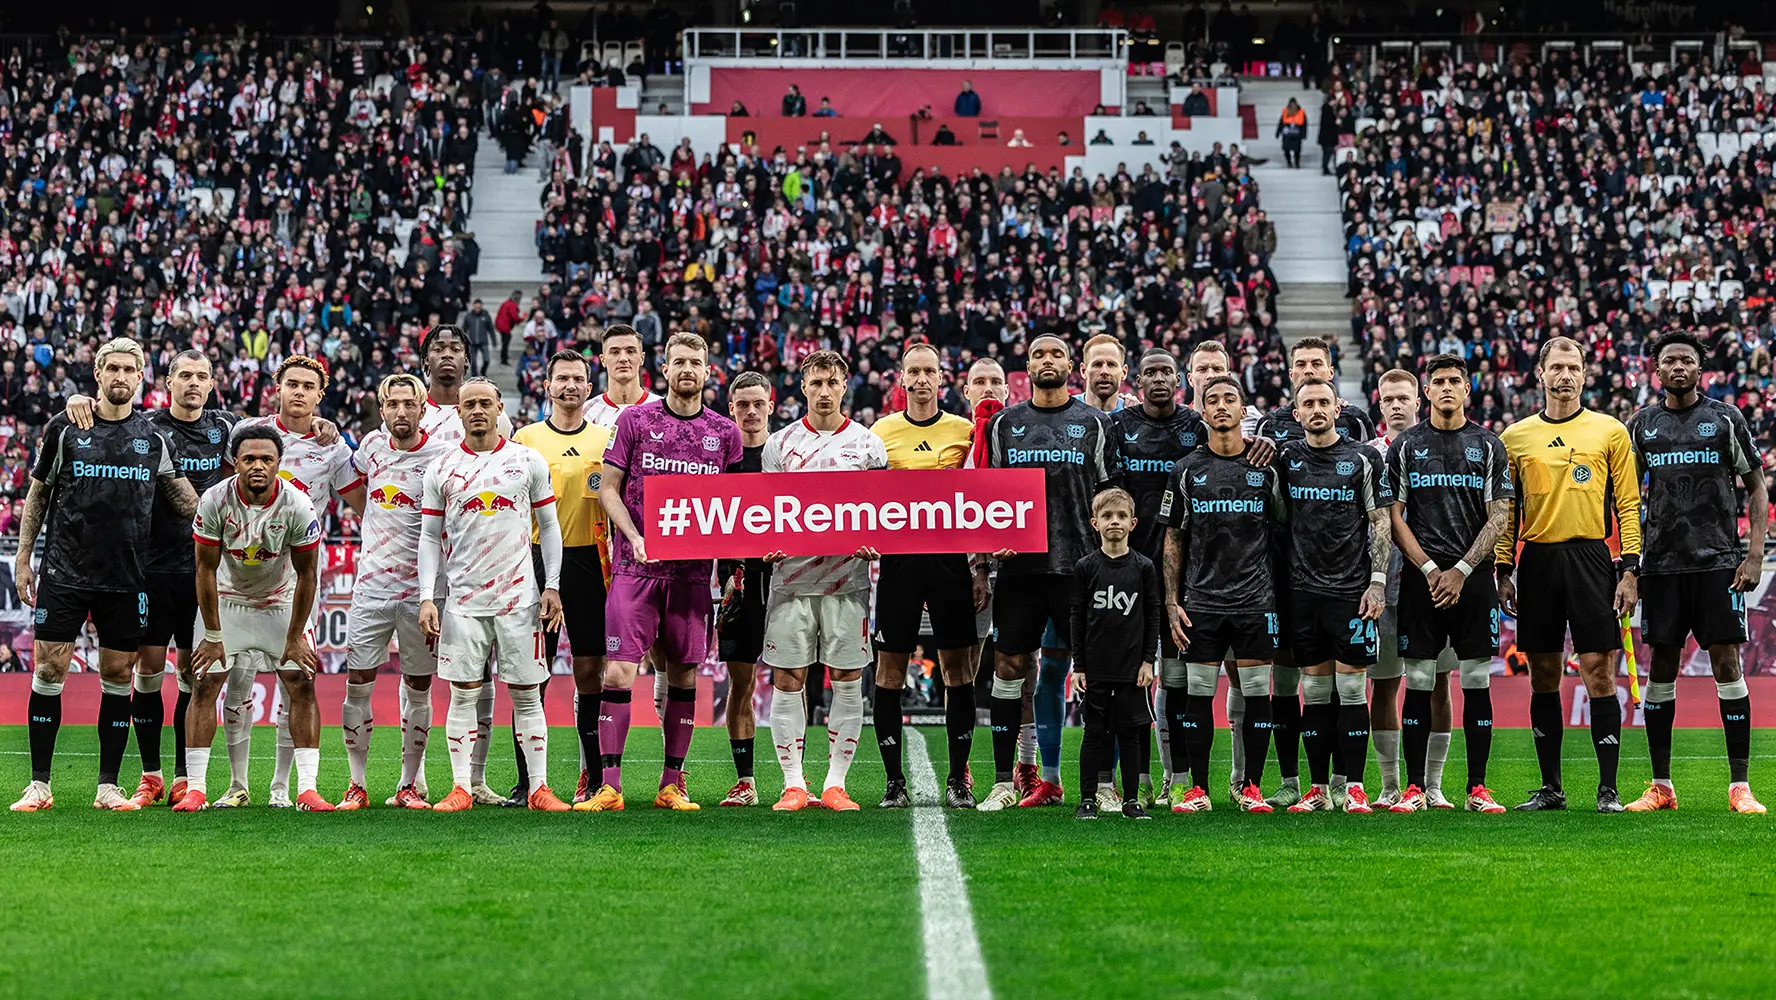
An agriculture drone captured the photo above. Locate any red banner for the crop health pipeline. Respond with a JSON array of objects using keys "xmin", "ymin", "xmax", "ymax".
[{"xmin": 643, "ymin": 469, "xmax": 1048, "ymax": 559}]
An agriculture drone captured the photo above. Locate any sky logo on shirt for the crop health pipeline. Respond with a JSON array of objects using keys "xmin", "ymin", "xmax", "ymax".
[
  {"xmin": 1092, "ymin": 585, "xmax": 1138, "ymax": 615},
  {"xmin": 460, "ymin": 491, "xmax": 518, "ymax": 516}
]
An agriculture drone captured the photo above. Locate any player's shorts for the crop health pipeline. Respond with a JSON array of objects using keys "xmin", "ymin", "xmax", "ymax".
[
  {"xmin": 874, "ymin": 554, "xmax": 977, "ymax": 653},
  {"xmin": 975, "ymin": 577, "xmax": 995, "ymax": 641},
  {"xmin": 1182, "ymin": 609, "xmax": 1278, "ymax": 663},
  {"xmin": 605, "ymin": 574, "xmax": 712, "ymax": 665},
  {"xmin": 534, "ymin": 544, "xmax": 607, "ymax": 663},
  {"xmin": 717, "ymin": 565, "xmax": 769, "ymax": 665},
  {"xmin": 763, "ymin": 591, "xmax": 872, "ymax": 671},
  {"xmin": 142, "ymin": 572, "xmax": 199, "ymax": 652},
  {"xmin": 1287, "ymin": 591, "xmax": 1378, "ymax": 667},
  {"xmin": 1371, "ymin": 598, "xmax": 1405, "ymax": 679},
  {"xmin": 437, "ymin": 603, "xmax": 546, "ymax": 685},
  {"xmin": 33, "ymin": 579, "xmax": 147, "ymax": 652},
  {"xmin": 345, "ymin": 597, "xmax": 435, "ymax": 675},
  {"xmin": 211, "ymin": 601, "xmax": 313, "ymax": 675},
  {"xmin": 1398, "ymin": 564, "xmax": 1500, "ymax": 661},
  {"xmin": 1641, "ymin": 569, "xmax": 1749, "ymax": 649},
  {"xmin": 1514, "ymin": 540, "xmax": 1621, "ymax": 655},
  {"xmin": 992, "ymin": 573, "xmax": 1073, "ymax": 656}
]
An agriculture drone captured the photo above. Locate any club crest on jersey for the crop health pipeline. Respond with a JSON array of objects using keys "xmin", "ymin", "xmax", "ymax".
[
  {"xmin": 1572, "ymin": 464, "xmax": 1593, "ymax": 484},
  {"xmin": 1466, "ymin": 446, "xmax": 1483, "ymax": 463},
  {"xmin": 1336, "ymin": 461, "xmax": 1355, "ymax": 477},
  {"xmin": 459, "ymin": 491, "xmax": 518, "ymax": 516},
  {"xmin": 1336, "ymin": 427, "xmax": 1351, "ymax": 439},
  {"xmin": 702, "ymin": 435, "xmax": 721, "ymax": 451},
  {"xmin": 208, "ymin": 428, "xmax": 223, "ymax": 444},
  {"xmin": 1177, "ymin": 431, "xmax": 1197, "ymax": 447},
  {"xmin": 1066, "ymin": 424, "xmax": 1085, "ymax": 439},
  {"xmin": 1698, "ymin": 422, "xmax": 1717, "ymax": 437},
  {"xmin": 587, "ymin": 472, "xmax": 601, "ymax": 491},
  {"xmin": 1246, "ymin": 471, "xmax": 1266, "ymax": 487},
  {"xmin": 133, "ymin": 439, "xmax": 150, "ymax": 455},
  {"xmin": 501, "ymin": 465, "xmax": 524, "ymax": 480}
]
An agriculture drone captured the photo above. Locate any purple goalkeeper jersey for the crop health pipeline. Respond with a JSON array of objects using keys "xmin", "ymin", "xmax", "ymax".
[{"xmin": 605, "ymin": 398, "xmax": 743, "ymax": 582}]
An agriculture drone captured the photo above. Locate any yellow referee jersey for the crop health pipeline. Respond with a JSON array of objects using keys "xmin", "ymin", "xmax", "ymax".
[
  {"xmin": 514, "ymin": 418, "xmax": 611, "ymax": 548},
  {"xmin": 1496, "ymin": 408, "xmax": 1641, "ymax": 564},
  {"xmin": 871, "ymin": 409, "xmax": 975, "ymax": 470}
]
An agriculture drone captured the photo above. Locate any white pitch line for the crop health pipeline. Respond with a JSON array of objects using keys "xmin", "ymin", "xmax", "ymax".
[{"xmin": 905, "ymin": 729, "xmax": 992, "ymax": 1000}]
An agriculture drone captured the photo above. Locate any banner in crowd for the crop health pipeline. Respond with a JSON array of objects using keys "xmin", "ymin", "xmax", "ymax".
[{"xmin": 643, "ymin": 469, "xmax": 1049, "ymax": 559}]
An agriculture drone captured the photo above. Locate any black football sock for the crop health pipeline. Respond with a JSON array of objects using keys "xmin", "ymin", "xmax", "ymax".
[
  {"xmin": 731, "ymin": 738, "xmax": 755, "ymax": 780},
  {"xmin": 173, "ymin": 687, "xmax": 191, "ymax": 778},
  {"xmin": 512, "ymin": 711, "xmax": 530, "ymax": 791},
  {"xmin": 945, "ymin": 684, "xmax": 975, "ymax": 782},
  {"xmin": 1303, "ymin": 701, "xmax": 1337, "ymax": 786},
  {"xmin": 1338, "ymin": 703, "xmax": 1370, "ymax": 787},
  {"xmin": 1643, "ymin": 695, "xmax": 1674, "ymax": 781},
  {"xmin": 27, "ymin": 688, "xmax": 61, "ymax": 784},
  {"xmin": 1462, "ymin": 686, "xmax": 1494, "ymax": 791},
  {"xmin": 1078, "ymin": 725, "xmax": 1106, "ymax": 803},
  {"xmin": 989, "ymin": 694, "xmax": 1020, "ymax": 782},
  {"xmin": 875, "ymin": 687, "xmax": 905, "ymax": 783},
  {"xmin": 577, "ymin": 690, "xmax": 602, "ymax": 778},
  {"xmin": 1118, "ymin": 723, "xmax": 1143, "ymax": 801},
  {"xmin": 1402, "ymin": 688, "xmax": 1433, "ymax": 788},
  {"xmin": 1241, "ymin": 693, "xmax": 1272, "ymax": 789},
  {"xmin": 1721, "ymin": 695, "xmax": 1752, "ymax": 785},
  {"xmin": 1530, "ymin": 691, "xmax": 1564, "ymax": 790},
  {"xmin": 132, "ymin": 683, "xmax": 165, "ymax": 773},
  {"xmin": 97, "ymin": 691, "xmax": 133, "ymax": 787},
  {"xmin": 1183, "ymin": 693, "xmax": 1214, "ymax": 791},
  {"xmin": 1591, "ymin": 692, "xmax": 1622, "ymax": 790},
  {"xmin": 1271, "ymin": 694, "xmax": 1301, "ymax": 780}
]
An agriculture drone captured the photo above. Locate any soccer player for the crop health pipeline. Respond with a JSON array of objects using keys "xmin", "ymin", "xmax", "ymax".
[
  {"xmin": 513, "ymin": 350, "xmax": 613, "ymax": 804},
  {"xmin": 870, "ymin": 343, "xmax": 979, "ymax": 809},
  {"xmin": 338, "ymin": 373, "xmax": 455, "ymax": 810},
  {"xmin": 1080, "ymin": 333, "xmax": 1130, "ymax": 413},
  {"xmin": 1273, "ymin": 379, "xmax": 1391, "ymax": 814},
  {"xmin": 962, "ymin": 358, "xmax": 1018, "ymax": 783},
  {"xmin": 1254, "ymin": 339, "xmax": 1377, "ymax": 444},
  {"xmin": 1497, "ymin": 337, "xmax": 1641, "ymax": 813},
  {"xmin": 1160, "ymin": 376, "xmax": 1284, "ymax": 813},
  {"xmin": 1367, "ymin": 368, "xmax": 1416, "ymax": 807},
  {"xmin": 760, "ymin": 350, "xmax": 889, "ymax": 812},
  {"xmin": 179, "ymin": 426, "xmax": 329, "ymax": 811},
  {"xmin": 975, "ymin": 335, "xmax": 1120, "ymax": 812},
  {"xmin": 11, "ymin": 338, "xmax": 198, "ymax": 813},
  {"xmin": 1070, "ymin": 488, "xmax": 1163, "ymax": 821},
  {"xmin": 585, "ymin": 332, "xmax": 742, "ymax": 812},
  {"xmin": 418, "ymin": 379, "xmax": 570, "ymax": 813},
  {"xmin": 716, "ymin": 372, "xmax": 775, "ymax": 807},
  {"xmin": 1625, "ymin": 332, "xmax": 1768, "ymax": 814},
  {"xmin": 1386, "ymin": 356, "xmax": 1513, "ymax": 813}
]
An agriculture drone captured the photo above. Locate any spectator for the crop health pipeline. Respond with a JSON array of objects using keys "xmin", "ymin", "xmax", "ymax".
[
  {"xmin": 1090, "ymin": 129, "xmax": 1114, "ymax": 145},
  {"xmin": 462, "ymin": 300, "xmax": 496, "ymax": 377},
  {"xmin": 1317, "ymin": 95, "xmax": 1342, "ymax": 175},
  {"xmin": 496, "ymin": 291, "xmax": 525, "ymax": 366},
  {"xmin": 782, "ymin": 84, "xmax": 808, "ymax": 117},
  {"xmin": 1007, "ymin": 129, "xmax": 1033, "ymax": 148},
  {"xmin": 863, "ymin": 122, "xmax": 899, "ymax": 146},
  {"xmin": 1276, "ymin": 97, "xmax": 1307, "ymax": 168},
  {"xmin": 1058, "ymin": 130, "xmax": 1075, "ymax": 146},
  {"xmin": 1133, "ymin": 101, "xmax": 1157, "ymax": 116},
  {"xmin": 932, "ymin": 125, "xmax": 959, "ymax": 146},
  {"xmin": 731, "ymin": 100, "xmax": 751, "ymax": 116},
  {"xmin": 540, "ymin": 20, "xmax": 571, "ymax": 93},
  {"xmin": 954, "ymin": 80, "xmax": 982, "ymax": 117},
  {"xmin": 1133, "ymin": 131, "xmax": 1155, "ymax": 146},
  {"xmin": 814, "ymin": 97, "xmax": 838, "ymax": 117},
  {"xmin": 1181, "ymin": 86, "xmax": 1212, "ymax": 117}
]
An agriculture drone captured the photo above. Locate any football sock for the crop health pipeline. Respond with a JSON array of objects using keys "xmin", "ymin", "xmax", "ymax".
[
  {"xmin": 223, "ymin": 667, "xmax": 253, "ymax": 790},
  {"xmin": 1426, "ymin": 732, "xmax": 1451, "ymax": 793},
  {"xmin": 1183, "ymin": 693, "xmax": 1214, "ymax": 792},
  {"xmin": 1118, "ymin": 722, "xmax": 1144, "ymax": 800},
  {"xmin": 172, "ymin": 681, "xmax": 191, "ymax": 778},
  {"xmin": 186, "ymin": 747, "xmax": 211, "ymax": 795},
  {"xmin": 1271, "ymin": 693, "xmax": 1302, "ymax": 781},
  {"xmin": 989, "ymin": 679, "xmax": 1022, "ymax": 782},
  {"xmin": 1303, "ymin": 701, "xmax": 1337, "ymax": 787},
  {"xmin": 1401, "ymin": 688, "xmax": 1432, "ymax": 788},
  {"xmin": 1163, "ymin": 687, "xmax": 1189, "ymax": 786},
  {"xmin": 1152, "ymin": 685, "xmax": 1172, "ymax": 782},
  {"xmin": 576, "ymin": 689, "xmax": 601, "ymax": 780},
  {"xmin": 271, "ymin": 690, "xmax": 293, "ymax": 797},
  {"xmin": 1530, "ymin": 691, "xmax": 1564, "ymax": 789},
  {"xmin": 446, "ymin": 685, "xmax": 480, "ymax": 791},
  {"xmin": 97, "ymin": 679, "xmax": 132, "ymax": 787},
  {"xmin": 511, "ymin": 686, "xmax": 549, "ymax": 793},
  {"xmin": 1720, "ymin": 679, "xmax": 1752, "ymax": 785},
  {"xmin": 342, "ymin": 681, "xmax": 375, "ymax": 788},
  {"xmin": 293, "ymin": 747, "xmax": 320, "ymax": 796},
  {"xmin": 1462, "ymin": 685, "xmax": 1493, "ymax": 790},
  {"xmin": 653, "ymin": 668, "xmax": 669, "ymax": 722},
  {"xmin": 1239, "ymin": 684, "xmax": 1272, "ymax": 789},
  {"xmin": 132, "ymin": 671, "xmax": 165, "ymax": 775},
  {"xmin": 513, "ymin": 712, "xmax": 530, "ymax": 792},
  {"xmin": 731, "ymin": 738, "xmax": 755, "ymax": 781},
  {"xmin": 772, "ymin": 687, "xmax": 808, "ymax": 791},
  {"xmin": 1591, "ymin": 691, "xmax": 1622, "ymax": 789},
  {"xmin": 662, "ymin": 686, "xmax": 696, "ymax": 789},
  {"xmin": 1226, "ymin": 685, "xmax": 1247, "ymax": 787},
  {"xmin": 400, "ymin": 682, "xmax": 433, "ymax": 789},
  {"xmin": 1336, "ymin": 672, "xmax": 1369, "ymax": 787},
  {"xmin": 1035, "ymin": 650, "xmax": 1068, "ymax": 778},
  {"xmin": 1643, "ymin": 683, "xmax": 1675, "ymax": 782},
  {"xmin": 875, "ymin": 687, "xmax": 905, "ymax": 783},
  {"xmin": 1017, "ymin": 723, "xmax": 1039, "ymax": 767},
  {"xmin": 27, "ymin": 678, "xmax": 62, "ymax": 784},
  {"xmin": 1372, "ymin": 728, "xmax": 1401, "ymax": 795},
  {"xmin": 598, "ymin": 688, "xmax": 634, "ymax": 792},
  {"xmin": 1078, "ymin": 722, "xmax": 1105, "ymax": 804},
  {"xmin": 470, "ymin": 683, "xmax": 494, "ymax": 787},
  {"xmin": 826, "ymin": 679, "xmax": 864, "ymax": 791},
  {"xmin": 944, "ymin": 683, "xmax": 974, "ymax": 782}
]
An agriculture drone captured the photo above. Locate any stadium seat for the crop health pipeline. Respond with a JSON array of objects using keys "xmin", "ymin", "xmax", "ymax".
[
  {"xmin": 978, "ymin": 120, "xmax": 1000, "ymax": 141},
  {"xmin": 623, "ymin": 41, "xmax": 645, "ymax": 67},
  {"xmin": 1007, "ymin": 371, "xmax": 1032, "ymax": 404},
  {"xmin": 1415, "ymin": 219, "xmax": 1442, "ymax": 246},
  {"xmin": 153, "ymin": 156, "xmax": 176, "ymax": 181},
  {"xmin": 1717, "ymin": 133, "xmax": 1741, "ymax": 159},
  {"xmin": 1720, "ymin": 279, "xmax": 1745, "ymax": 300},
  {"xmin": 1693, "ymin": 281, "xmax": 1718, "ymax": 304},
  {"xmin": 371, "ymin": 73, "xmax": 394, "ymax": 98},
  {"xmin": 1471, "ymin": 265, "xmax": 1495, "ymax": 286},
  {"xmin": 1670, "ymin": 279, "xmax": 1694, "ymax": 299},
  {"xmin": 1448, "ymin": 265, "xmax": 1471, "ymax": 285},
  {"xmin": 603, "ymin": 41, "xmax": 624, "ymax": 67},
  {"xmin": 185, "ymin": 188, "xmax": 215, "ymax": 216},
  {"xmin": 1646, "ymin": 279, "xmax": 1671, "ymax": 301},
  {"xmin": 1662, "ymin": 175, "xmax": 1685, "ymax": 196},
  {"xmin": 1355, "ymin": 116, "xmax": 1378, "ymax": 134},
  {"xmin": 1164, "ymin": 42, "xmax": 1185, "ymax": 78},
  {"xmin": 1389, "ymin": 220, "xmax": 1415, "ymax": 243},
  {"xmin": 1697, "ymin": 133, "xmax": 1718, "ymax": 160},
  {"xmin": 214, "ymin": 187, "xmax": 237, "ymax": 215}
]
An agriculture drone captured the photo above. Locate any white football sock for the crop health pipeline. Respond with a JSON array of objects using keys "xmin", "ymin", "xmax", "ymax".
[
  {"xmin": 1227, "ymin": 685, "xmax": 1247, "ymax": 786},
  {"xmin": 1017, "ymin": 722, "xmax": 1038, "ymax": 766},
  {"xmin": 574, "ymin": 692, "xmax": 585, "ymax": 771},
  {"xmin": 825, "ymin": 679, "xmax": 864, "ymax": 791},
  {"xmin": 771, "ymin": 688, "xmax": 807, "ymax": 790},
  {"xmin": 1153, "ymin": 686, "xmax": 1172, "ymax": 782},
  {"xmin": 1373, "ymin": 729, "xmax": 1402, "ymax": 795},
  {"xmin": 511, "ymin": 686, "xmax": 549, "ymax": 793},
  {"xmin": 653, "ymin": 669, "xmax": 669, "ymax": 721},
  {"xmin": 400, "ymin": 681, "xmax": 431, "ymax": 789},
  {"xmin": 470, "ymin": 682, "xmax": 494, "ymax": 786},
  {"xmin": 223, "ymin": 665, "xmax": 254, "ymax": 790},
  {"xmin": 186, "ymin": 747, "xmax": 211, "ymax": 795},
  {"xmin": 447, "ymin": 685, "xmax": 480, "ymax": 791},
  {"xmin": 293, "ymin": 747, "xmax": 320, "ymax": 795},
  {"xmin": 270, "ymin": 683, "xmax": 293, "ymax": 796},
  {"xmin": 1427, "ymin": 731, "xmax": 1451, "ymax": 793},
  {"xmin": 342, "ymin": 681, "xmax": 375, "ymax": 788}
]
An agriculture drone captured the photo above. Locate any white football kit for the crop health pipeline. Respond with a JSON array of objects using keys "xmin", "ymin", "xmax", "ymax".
[
  {"xmin": 192, "ymin": 477, "xmax": 323, "ymax": 673},
  {"xmin": 585, "ymin": 390, "xmax": 661, "ymax": 431},
  {"xmin": 347, "ymin": 428, "xmax": 453, "ymax": 675}
]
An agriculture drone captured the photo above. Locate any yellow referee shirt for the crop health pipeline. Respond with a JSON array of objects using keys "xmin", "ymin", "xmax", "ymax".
[
  {"xmin": 1496, "ymin": 408, "xmax": 1641, "ymax": 565},
  {"xmin": 871, "ymin": 409, "xmax": 975, "ymax": 470},
  {"xmin": 514, "ymin": 418, "xmax": 611, "ymax": 548}
]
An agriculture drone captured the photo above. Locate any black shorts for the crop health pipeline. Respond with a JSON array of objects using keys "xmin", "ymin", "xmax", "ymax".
[
  {"xmin": 1288, "ymin": 591, "xmax": 1378, "ymax": 667},
  {"xmin": 992, "ymin": 573, "xmax": 1073, "ymax": 656},
  {"xmin": 873, "ymin": 554, "xmax": 977, "ymax": 653},
  {"xmin": 142, "ymin": 571, "xmax": 198, "ymax": 651},
  {"xmin": 1514, "ymin": 540, "xmax": 1621, "ymax": 655},
  {"xmin": 1182, "ymin": 609, "xmax": 1278, "ymax": 663},
  {"xmin": 1398, "ymin": 565, "xmax": 1500, "ymax": 661},
  {"xmin": 1082, "ymin": 680, "xmax": 1153, "ymax": 732},
  {"xmin": 1641, "ymin": 569, "xmax": 1748, "ymax": 649},
  {"xmin": 717, "ymin": 564, "xmax": 770, "ymax": 665},
  {"xmin": 534, "ymin": 545, "xmax": 607, "ymax": 663},
  {"xmin": 34, "ymin": 579, "xmax": 147, "ymax": 651}
]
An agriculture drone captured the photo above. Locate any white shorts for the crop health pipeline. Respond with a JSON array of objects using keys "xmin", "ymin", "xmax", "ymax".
[
  {"xmin": 762, "ymin": 591, "xmax": 871, "ymax": 671},
  {"xmin": 976, "ymin": 582, "xmax": 995, "ymax": 641},
  {"xmin": 346, "ymin": 597, "xmax": 436, "ymax": 675},
  {"xmin": 213, "ymin": 602, "xmax": 313, "ymax": 675},
  {"xmin": 437, "ymin": 604, "xmax": 546, "ymax": 686}
]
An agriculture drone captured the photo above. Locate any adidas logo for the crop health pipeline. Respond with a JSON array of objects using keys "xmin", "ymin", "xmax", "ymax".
[
  {"xmin": 1547, "ymin": 436, "xmax": 1566, "ymax": 447},
  {"xmin": 914, "ymin": 441, "xmax": 933, "ymax": 452},
  {"xmin": 562, "ymin": 447, "xmax": 581, "ymax": 457},
  {"xmin": 1598, "ymin": 735, "xmax": 1619, "ymax": 746}
]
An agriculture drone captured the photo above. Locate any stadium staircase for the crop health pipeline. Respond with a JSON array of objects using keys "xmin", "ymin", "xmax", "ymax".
[
  {"xmin": 1240, "ymin": 79, "xmax": 1358, "ymax": 398},
  {"xmin": 469, "ymin": 136, "xmax": 548, "ymax": 399}
]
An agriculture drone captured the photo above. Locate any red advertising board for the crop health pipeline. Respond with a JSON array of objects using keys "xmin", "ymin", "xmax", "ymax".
[{"xmin": 643, "ymin": 469, "xmax": 1049, "ymax": 559}]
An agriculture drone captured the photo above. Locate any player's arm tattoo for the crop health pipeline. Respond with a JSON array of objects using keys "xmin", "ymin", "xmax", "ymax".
[
  {"xmin": 1366, "ymin": 507, "xmax": 1392, "ymax": 579},
  {"xmin": 15, "ymin": 479, "xmax": 49, "ymax": 553},
  {"xmin": 160, "ymin": 476, "xmax": 199, "ymax": 521},
  {"xmin": 1459, "ymin": 499, "xmax": 1512, "ymax": 571},
  {"xmin": 1163, "ymin": 526, "xmax": 1184, "ymax": 606}
]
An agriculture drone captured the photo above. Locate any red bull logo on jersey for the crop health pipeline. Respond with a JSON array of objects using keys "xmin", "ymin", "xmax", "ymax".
[
  {"xmin": 459, "ymin": 491, "xmax": 519, "ymax": 516},
  {"xmin": 275, "ymin": 469, "xmax": 310, "ymax": 492},
  {"xmin": 370, "ymin": 485, "xmax": 420, "ymax": 510},
  {"xmin": 228, "ymin": 544, "xmax": 272, "ymax": 566}
]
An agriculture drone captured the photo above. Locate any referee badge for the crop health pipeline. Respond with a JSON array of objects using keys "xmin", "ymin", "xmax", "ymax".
[
  {"xmin": 1572, "ymin": 464, "xmax": 1593, "ymax": 484},
  {"xmin": 1246, "ymin": 470, "xmax": 1266, "ymax": 487},
  {"xmin": 1698, "ymin": 422, "xmax": 1717, "ymax": 438},
  {"xmin": 588, "ymin": 472, "xmax": 601, "ymax": 491}
]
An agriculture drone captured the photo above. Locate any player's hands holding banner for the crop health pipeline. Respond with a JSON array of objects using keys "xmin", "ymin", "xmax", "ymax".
[
  {"xmin": 418, "ymin": 599, "xmax": 441, "ymax": 639},
  {"xmin": 540, "ymin": 588, "xmax": 565, "ymax": 632}
]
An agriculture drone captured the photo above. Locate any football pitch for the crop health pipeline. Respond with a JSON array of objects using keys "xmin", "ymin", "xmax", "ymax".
[{"xmin": 1, "ymin": 725, "xmax": 1772, "ymax": 1000}]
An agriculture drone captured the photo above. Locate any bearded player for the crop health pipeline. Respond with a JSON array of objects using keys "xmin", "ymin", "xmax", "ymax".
[{"xmin": 716, "ymin": 372, "xmax": 775, "ymax": 807}]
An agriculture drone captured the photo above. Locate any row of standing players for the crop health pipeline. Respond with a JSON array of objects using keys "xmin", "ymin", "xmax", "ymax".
[{"xmin": 8, "ymin": 326, "xmax": 1768, "ymax": 816}]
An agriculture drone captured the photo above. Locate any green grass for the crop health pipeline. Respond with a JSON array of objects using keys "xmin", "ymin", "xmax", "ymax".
[{"xmin": 0, "ymin": 725, "xmax": 1772, "ymax": 1000}]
